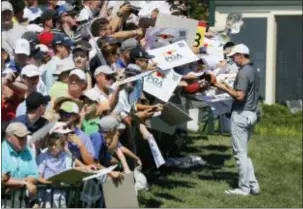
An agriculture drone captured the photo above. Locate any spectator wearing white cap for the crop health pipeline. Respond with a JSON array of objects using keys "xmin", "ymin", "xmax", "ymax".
[
  {"xmin": 68, "ymin": 69, "xmax": 88, "ymax": 100},
  {"xmin": 49, "ymin": 58, "xmax": 76, "ymax": 99},
  {"xmin": 2, "ymin": 122, "xmax": 39, "ymax": 206},
  {"xmin": 214, "ymin": 43, "xmax": 261, "ymax": 196},
  {"xmin": 2, "ymin": 1, "xmax": 28, "ymax": 59},
  {"xmin": 15, "ymin": 64, "xmax": 48, "ymax": 117},
  {"xmin": 3, "ymin": 38, "xmax": 30, "ymax": 75},
  {"xmin": 85, "ymin": 65, "xmax": 122, "ymax": 110}
]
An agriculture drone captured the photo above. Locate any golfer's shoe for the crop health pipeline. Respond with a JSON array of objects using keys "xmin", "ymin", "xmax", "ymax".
[
  {"xmin": 224, "ymin": 188, "xmax": 250, "ymax": 196},
  {"xmin": 251, "ymin": 187, "xmax": 261, "ymax": 195}
]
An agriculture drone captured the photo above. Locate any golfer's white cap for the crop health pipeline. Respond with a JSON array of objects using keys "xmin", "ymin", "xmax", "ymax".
[{"xmin": 227, "ymin": 43, "xmax": 250, "ymax": 57}]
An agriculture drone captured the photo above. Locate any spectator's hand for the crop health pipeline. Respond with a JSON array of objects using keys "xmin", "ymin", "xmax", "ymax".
[
  {"xmin": 135, "ymin": 28, "xmax": 144, "ymax": 38},
  {"xmin": 152, "ymin": 103, "xmax": 164, "ymax": 112},
  {"xmin": 147, "ymin": 62, "xmax": 158, "ymax": 71},
  {"xmin": 216, "ymin": 60, "xmax": 227, "ymax": 69},
  {"xmin": 25, "ymin": 176, "xmax": 37, "ymax": 184},
  {"xmin": 79, "ymin": 104, "xmax": 88, "ymax": 119},
  {"xmin": 86, "ymin": 164, "xmax": 97, "ymax": 171},
  {"xmin": 109, "ymin": 171, "xmax": 124, "ymax": 180},
  {"xmin": 136, "ymin": 158, "xmax": 142, "ymax": 166},
  {"xmin": 68, "ymin": 134, "xmax": 83, "ymax": 147},
  {"xmin": 119, "ymin": 4, "xmax": 131, "ymax": 16},
  {"xmin": 26, "ymin": 182, "xmax": 37, "ymax": 197},
  {"xmin": 4, "ymin": 72, "xmax": 17, "ymax": 84},
  {"xmin": 136, "ymin": 109, "xmax": 154, "ymax": 120},
  {"xmin": 2, "ymin": 173, "xmax": 10, "ymax": 183},
  {"xmin": 140, "ymin": 38, "xmax": 147, "ymax": 48}
]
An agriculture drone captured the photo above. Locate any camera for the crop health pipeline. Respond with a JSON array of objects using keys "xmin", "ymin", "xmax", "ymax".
[{"xmin": 123, "ymin": 1, "xmax": 141, "ymax": 16}]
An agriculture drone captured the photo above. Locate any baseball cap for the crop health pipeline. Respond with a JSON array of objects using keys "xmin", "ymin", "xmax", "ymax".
[
  {"xmin": 6, "ymin": 122, "xmax": 30, "ymax": 138},
  {"xmin": 41, "ymin": 9, "xmax": 56, "ymax": 23},
  {"xmin": 94, "ymin": 65, "xmax": 115, "ymax": 77},
  {"xmin": 125, "ymin": 64, "xmax": 142, "ymax": 76},
  {"xmin": 227, "ymin": 43, "xmax": 250, "ymax": 57},
  {"xmin": 49, "ymin": 122, "xmax": 73, "ymax": 134},
  {"xmin": 21, "ymin": 31, "xmax": 40, "ymax": 45},
  {"xmin": 99, "ymin": 115, "xmax": 126, "ymax": 132},
  {"xmin": 120, "ymin": 38, "xmax": 138, "ymax": 52},
  {"xmin": 55, "ymin": 58, "xmax": 76, "ymax": 75},
  {"xmin": 38, "ymin": 32, "xmax": 55, "ymax": 46},
  {"xmin": 26, "ymin": 92, "xmax": 51, "ymax": 111},
  {"xmin": 69, "ymin": 69, "xmax": 87, "ymax": 81},
  {"xmin": 59, "ymin": 101, "xmax": 80, "ymax": 114},
  {"xmin": 57, "ymin": 3, "xmax": 75, "ymax": 17},
  {"xmin": 36, "ymin": 44, "xmax": 49, "ymax": 53},
  {"xmin": 14, "ymin": 38, "xmax": 30, "ymax": 56},
  {"xmin": 130, "ymin": 46, "xmax": 154, "ymax": 61},
  {"xmin": 52, "ymin": 33, "xmax": 73, "ymax": 48},
  {"xmin": 72, "ymin": 40, "xmax": 92, "ymax": 53},
  {"xmin": 81, "ymin": 90, "xmax": 101, "ymax": 103},
  {"xmin": 21, "ymin": 64, "xmax": 40, "ymax": 77},
  {"xmin": 2, "ymin": 1, "xmax": 13, "ymax": 12}
]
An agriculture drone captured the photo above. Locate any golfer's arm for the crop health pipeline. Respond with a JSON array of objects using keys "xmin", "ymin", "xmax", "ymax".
[{"xmin": 225, "ymin": 88, "xmax": 245, "ymax": 101}]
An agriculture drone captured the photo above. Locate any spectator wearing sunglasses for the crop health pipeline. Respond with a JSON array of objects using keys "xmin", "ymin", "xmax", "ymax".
[
  {"xmin": 57, "ymin": 101, "xmax": 95, "ymax": 165},
  {"xmin": 86, "ymin": 65, "xmax": 122, "ymax": 110}
]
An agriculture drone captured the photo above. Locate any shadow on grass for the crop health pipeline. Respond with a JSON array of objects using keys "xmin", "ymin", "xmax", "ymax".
[
  {"xmin": 153, "ymin": 192, "xmax": 183, "ymax": 202},
  {"xmin": 198, "ymin": 171, "xmax": 238, "ymax": 188},
  {"xmin": 139, "ymin": 196, "xmax": 163, "ymax": 208},
  {"xmin": 202, "ymin": 145, "xmax": 231, "ymax": 152},
  {"xmin": 200, "ymin": 153, "xmax": 232, "ymax": 167},
  {"xmin": 151, "ymin": 178, "xmax": 196, "ymax": 190}
]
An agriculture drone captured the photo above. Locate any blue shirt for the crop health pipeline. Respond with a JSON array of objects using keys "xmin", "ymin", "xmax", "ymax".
[
  {"xmin": 2, "ymin": 140, "xmax": 38, "ymax": 179},
  {"xmin": 68, "ymin": 128, "xmax": 95, "ymax": 162},
  {"xmin": 6, "ymin": 59, "xmax": 22, "ymax": 73},
  {"xmin": 116, "ymin": 58, "xmax": 127, "ymax": 69},
  {"xmin": 37, "ymin": 151, "xmax": 73, "ymax": 179},
  {"xmin": 89, "ymin": 132, "xmax": 106, "ymax": 161},
  {"xmin": 13, "ymin": 115, "xmax": 49, "ymax": 133}
]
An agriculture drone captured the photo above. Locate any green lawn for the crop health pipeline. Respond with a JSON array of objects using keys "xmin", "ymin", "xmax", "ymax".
[{"xmin": 138, "ymin": 134, "xmax": 303, "ymax": 208}]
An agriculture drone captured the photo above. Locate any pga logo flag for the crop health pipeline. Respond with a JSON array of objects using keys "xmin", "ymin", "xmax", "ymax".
[{"xmin": 147, "ymin": 40, "xmax": 199, "ymax": 70}]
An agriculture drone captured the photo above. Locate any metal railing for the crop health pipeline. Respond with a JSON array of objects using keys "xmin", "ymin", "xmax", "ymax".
[{"xmin": 2, "ymin": 184, "xmax": 103, "ymax": 208}]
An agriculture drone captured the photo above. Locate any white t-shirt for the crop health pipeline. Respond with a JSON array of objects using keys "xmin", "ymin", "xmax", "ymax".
[
  {"xmin": 113, "ymin": 90, "xmax": 131, "ymax": 118},
  {"xmin": 23, "ymin": 7, "xmax": 43, "ymax": 22},
  {"xmin": 78, "ymin": 6, "xmax": 93, "ymax": 22},
  {"xmin": 85, "ymin": 85, "xmax": 113, "ymax": 104}
]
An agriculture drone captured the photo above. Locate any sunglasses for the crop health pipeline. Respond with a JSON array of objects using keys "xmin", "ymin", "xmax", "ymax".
[
  {"xmin": 15, "ymin": 135, "xmax": 27, "ymax": 141},
  {"xmin": 105, "ymin": 75, "xmax": 116, "ymax": 82}
]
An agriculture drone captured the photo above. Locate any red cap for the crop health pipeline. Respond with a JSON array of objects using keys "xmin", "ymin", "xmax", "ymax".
[
  {"xmin": 38, "ymin": 32, "xmax": 54, "ymax": 46},
  {"xmin": 185, "ymin": 82, "xmax": 201, "ymax": 94}
]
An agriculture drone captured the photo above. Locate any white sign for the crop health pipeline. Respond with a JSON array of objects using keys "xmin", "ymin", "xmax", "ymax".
[
  {"xmin": 156, "ymin": 13, "xmax": 198, "ymax": 47},
  {"xmin": 147, "ymin": 134, "xmax": 165, "ymax": 168},
  {"xmin": 143, "ymin": 69, "xmax": 182, "ymax": 102},
  {"xmin": 83, "ymin": 165, "xmax": 117, "ymax": 181},
  {"xmin": 115, "ymin": 71, "xmax": 154, "ymax": 86},
  {"xmin": 145, "ymin": 27, "xmax": 188, "ymax": 50},
  {"xmin": 147, "ymin": 40, "xmax": 199, "ymax": 70}
]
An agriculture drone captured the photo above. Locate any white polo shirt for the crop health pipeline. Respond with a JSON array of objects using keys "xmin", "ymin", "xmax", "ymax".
[
  {"xmin": 85, "ymin": 85, "xmax": 113, "ymax": 104},
  {"xmin": 77, "ymin": 6, "xmax": 93, "ymax": 22}
]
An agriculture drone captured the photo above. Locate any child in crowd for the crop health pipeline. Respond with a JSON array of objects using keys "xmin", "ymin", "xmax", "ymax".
[{"xmin": 37, "ymin": 123, "xmax": 96, "ymax": 208}]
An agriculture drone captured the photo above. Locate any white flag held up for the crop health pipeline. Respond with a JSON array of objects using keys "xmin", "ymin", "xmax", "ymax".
[
  {"xmin": 147, "ymin": 40, "xmax": 199, "ymax": 70},
  {"xmin": 143, "ymin": 69, "xmax": 182, "ymax": 102}
]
